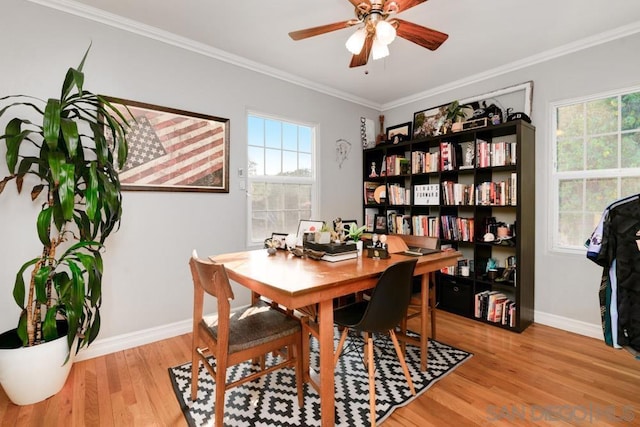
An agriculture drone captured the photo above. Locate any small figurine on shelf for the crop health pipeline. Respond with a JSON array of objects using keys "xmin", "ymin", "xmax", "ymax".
[{"xmin": 369, "ymin": 162, "xmax": 378, "ymax": 178}]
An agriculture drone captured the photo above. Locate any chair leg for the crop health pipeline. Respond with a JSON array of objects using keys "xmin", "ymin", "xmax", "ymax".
[
  {"xmin": 294, "ymin": 341, "xmax": 304, "ymax": 408},
  {"xmin": 190, "ymin": 358, "xmax": 200, "ymax": 402},
  {"xmin": 389, "ymin": 329, "xmax": 416, "ymax": 395},
  {"xmin": 214, "ymin": 363, "xmax": 228, "ymax": 426},
  {"xmin": 300, "ymin": 317, "xmax": 311, "ymax": 383},
  {"xmin": 399, "ymin": 314, "xmax": 408, "ymax": 356},
  {"xmin": 366, "ymin": 333, "xmax": 376, "ymax": 427},
  {"xmin": 333, "ymin": 328, "xmax": 349, "ymax": 368}
]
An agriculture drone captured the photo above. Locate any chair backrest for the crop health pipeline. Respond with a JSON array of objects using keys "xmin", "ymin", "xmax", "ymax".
[
  {"xmin": 189, "ymin": 250, "xmax": 235, "ymax": 301},
  {"xmin": 356, "ymin": 259, "xmax": 418, "ymax": 332}
]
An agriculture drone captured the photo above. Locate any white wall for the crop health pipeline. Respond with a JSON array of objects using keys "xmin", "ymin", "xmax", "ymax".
[
  {"xmin": 0, "ymin": 0, "xmax": 376, "ymax": 357},
  {"xmin": 384, "ymin": 32, "xmax": 640, "ymax": 336}
]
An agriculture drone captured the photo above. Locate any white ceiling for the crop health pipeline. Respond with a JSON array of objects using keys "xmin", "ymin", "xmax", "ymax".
[{"xmin": 37, "ymin": 0, "xmax": 640, "ymax": 109}]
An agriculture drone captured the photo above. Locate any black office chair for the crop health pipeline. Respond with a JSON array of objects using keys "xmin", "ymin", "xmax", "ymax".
[{"xmin": 332, "ymin": 259, "xmax": 418, "ymax": 427}]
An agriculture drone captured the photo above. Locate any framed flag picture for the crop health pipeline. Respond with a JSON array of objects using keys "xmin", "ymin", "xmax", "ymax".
[{"xmin": 103, "ymin": 97, "xmax": 229, "ymax": 192}]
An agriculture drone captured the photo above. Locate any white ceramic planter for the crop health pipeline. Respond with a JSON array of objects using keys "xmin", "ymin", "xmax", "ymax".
[{"xmin": 0, "ymin": 334, "xmax": 74, "ymax": 405}]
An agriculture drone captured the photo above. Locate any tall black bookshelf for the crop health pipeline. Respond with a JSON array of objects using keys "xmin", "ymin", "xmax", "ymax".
[{"xmin": 362, "ymin": 120, "xmax": 535, "ymax": 332}]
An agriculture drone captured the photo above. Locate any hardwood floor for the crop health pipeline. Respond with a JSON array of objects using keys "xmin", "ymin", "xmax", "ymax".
[{"xmin": 1, "ymin": 310, "xmax": 638, "ymax": 426}]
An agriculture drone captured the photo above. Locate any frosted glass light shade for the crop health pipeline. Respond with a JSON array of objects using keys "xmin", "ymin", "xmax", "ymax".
[
  {"xmin": 375, "ymin": 20, "xmax": 396, "ymax": 45},
  {"xmin": 372, "ymin": 37, "xmax": 389, "ymax": 60},
  {"xmin": 345, "ymin": 28, "xmax": 367, "ymax": 54}
]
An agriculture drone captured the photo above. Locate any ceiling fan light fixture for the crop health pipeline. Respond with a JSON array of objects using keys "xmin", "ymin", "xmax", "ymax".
[
  {"xmin": 345, "ymin": 28, "xmax": 367, "ymax": 54},
  {"xmin": 371, "ymin": 37, "xmax": 390, "ymax": 60},
  {"xmin": 375, "ymin": 20, "xmax": 396, "ymax": 45}
]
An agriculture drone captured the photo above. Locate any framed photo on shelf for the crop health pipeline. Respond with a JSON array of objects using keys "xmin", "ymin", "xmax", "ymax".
[
  {"xmin": 386, "ymin": 122, "xmax": 412, "ymax": 144},
  {"xmin": 103, "ymin": 97, "xmax": 230, "ymax": 193},
  {"xmin": 297, "ymin": 220, "xmax": 325, "ymax": 240},
  {"xmin": 412, "ymin": 105, "xmax": 446, "ymax": 139},
  {"xmin": 270, "ymin": 232, "xmax": 288, "ymax": 250},
  {"xmin": 374, "ymin": 215, "xmax": 388, "ymax": 234}
]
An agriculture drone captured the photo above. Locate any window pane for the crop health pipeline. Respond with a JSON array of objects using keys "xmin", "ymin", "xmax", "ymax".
[
  {"xmin": 622, "ymin": 176, "xmax": 640, "ymax": 197},
  {"xmin": 248, "ymin": 116, "xmax": 264, "ymax": 147},
  {"xmin": 298, "ymin": 184, "xmax": 312, "ymax": 211},
  {"xmin": 283, "ymin": 123, "xmax": 298, "ymax": 151},
  {"xmin": 622, "ymin": 91, "xmax": 640, "ymax": 131},
  {"xmin": 585, "ymin": 178, "xmax": 617, "ymax": 213},
  {"xmin": 265, "ymin": 119, "xmax": 281, "ymax": 149},
  {"xmin": 586, "ymin": 97, "xmax": 618, "ymax": 135},
  {"xmin": 557, "ymin": 137, "xmax": 583, "ymax": 171},
  {"xmin": 299, "ymin": 127, "xmax": 312, "ymax": 153},
  {"xmin": 557, "ymin": 104, "xmax": 584, "ymax": 137},
  {"xmin": 621, "ymin": 132, "xmax": 640, "ymax": 168},
  {"xmin": 265, "ymin": 148, "xmax": 282, "ymax": 176},
  {"xmin": 248, "ymin": 146, "xmax": 264, "ymax": 176},
  {"xmin": 558, "ymin": 212, "xmax": 585, "ymax": 247},
  {"xmin": 285, "ymin": 211, "xmax": 302, "ymax": 232},
  {"xmin": 284, "ymin": 184, "xmax": 300, "ymax": 209},
  {"xmin": 558, "ymin": 179, "xmax": 583, "ymax": 212},
  {"xmin": 251, "ymin": 211, "xmax": 268, "ymax": 241},
  {"xmin": 586, "ymin": 135, "xmax": 617, "ymax": 170},
  {"xmin": 266, "ymin": 183, "xmax": 284, "ymax": 210},
  {"xmin": 251, "ymin": 182, "xmax": 266, "ymax": 210},
  {"xmin": 283, "ymin": 151, "xmax": 298, "ymax": 175},
  {"xmin": 298, "ymin": 153, "xmax": 312, "ymax": 177}
]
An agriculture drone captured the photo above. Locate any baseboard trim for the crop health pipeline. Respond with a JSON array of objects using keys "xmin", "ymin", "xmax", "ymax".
[
  {"xmin": 534, "ymin": 310, "xmax": 603, "ymax": 339},
  {"xmin": 75, "ymin": 309, "xmax": 604, "ymax": 361},
  {"xmin": 75, "ymin": 319, "xmax": 192, "ymax": 362}
]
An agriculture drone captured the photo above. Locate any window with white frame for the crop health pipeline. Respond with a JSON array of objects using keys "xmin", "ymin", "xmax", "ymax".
[
  {"xmin": 552, "ymin": 88, "xmax": 640, "ymax": 251},
  {"xmin": 247, "ymin": 113, "xmax": 316, "ymax": 244}
]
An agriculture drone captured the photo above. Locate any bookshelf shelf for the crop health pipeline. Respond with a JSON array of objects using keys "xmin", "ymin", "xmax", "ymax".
[{"xmin": 362, "ymin": 119, "xmax": 535, "ymax": 332}]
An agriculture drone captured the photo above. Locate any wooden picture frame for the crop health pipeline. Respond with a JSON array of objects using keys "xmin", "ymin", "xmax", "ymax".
[
  {"xmin": 103, "ymin": 97, "xmax": 230, "ymax": 192},
  {"xmin": 386, "ymin": 122, "xmax": 412, "ymax": 144},
  {"xmin": 374, "ymin": 215, "xmax": 387, "ymax": 234},
  {"xmin": 412, "ymin": 105, "xmax": 447, "ymax": 139},
  {"xmin": 337, "ymin": 219, "xmax": 358, "ymax": 238},
  {"xmin": 270, "ymin": 232, "xmax": 288, "ymax": 250}
]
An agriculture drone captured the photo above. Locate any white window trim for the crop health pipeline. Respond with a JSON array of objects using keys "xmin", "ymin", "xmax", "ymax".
[
  {"xmin": 245, "ymin": 110, "xmax": 320, "ymax": 247},
  {"xmin": 549, "ymin": 84, "xmax": 640, "ymax": 254}
]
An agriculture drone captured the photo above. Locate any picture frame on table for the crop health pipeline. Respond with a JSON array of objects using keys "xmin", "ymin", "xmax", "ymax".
[
  {"xmin": 297, "ymin": 220, "xmax": 325, "ymax": 240},
  {"xmin": 102, "ymin": 96, "xmax": 230, "ymax": 192},
  {"xmin": 336, "ymin": 219, "xmax": 358, "ymax": 238},
  {"xmin": 270, "ymin": 232, "xmax": 288, "ymax": 250},
  {"xmin": 374, "ymin": 215, "xmax": 388, "ymax": 234},
  {"xmin": 386, "ymin": 122, "xmax": 412, "ymax": 145},
  {"xmin": 412, "ymin": 105, "xmax": 447, "ymax": 139}
]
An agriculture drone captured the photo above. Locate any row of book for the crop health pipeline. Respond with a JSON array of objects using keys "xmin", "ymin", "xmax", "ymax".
[
  {"xmin": 442, "ymin": 181, "xmax": 475, "ymax": 205},
  {"xmin": 475, "ymin": 291, "xmax": 516, "ymax": 327},
  {"xmin": 411, "ymin": 150, "xmax": 440, "ymax": 173},
  {"xmin": 387, "ymin": 183, "xmax": 411, "ymax": 205},
  {"xmin": 387, "ymin": 211, "xmax": 412, "ymax": 234},
  {"xmin": 411, "ymin": 215, "xmax": 440, "ymax": 237},
  {"xmin": 476, "ymin": 139, "xmax": 517, "ymax": 168},
  {"xmin": 440, "ymin": 215, "xmax": 475, "ymax": 242},
  {"xmin": 476, "ymin": 174, "xmax": 517, "ymax": 206},
  {"xmin": 382, "ymin": 154, "xmax": 410, "ymax": 176}
]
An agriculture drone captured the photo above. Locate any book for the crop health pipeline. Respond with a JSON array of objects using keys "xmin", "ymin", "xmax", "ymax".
[{"xmin": 320, "ymin": 251, "xmax": 358, "ymax": 262}]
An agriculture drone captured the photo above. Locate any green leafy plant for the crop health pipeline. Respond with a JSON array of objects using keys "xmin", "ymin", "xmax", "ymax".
[
  {"xmin": 347, "ymin": 224, "xmax": 367, "ymax": 242},
  {"xmin": 0, "ymin": 46, "xmax": 130, "ymax": 355}
]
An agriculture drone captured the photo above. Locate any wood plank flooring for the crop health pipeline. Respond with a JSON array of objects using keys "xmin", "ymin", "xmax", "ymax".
[{"xmin": 1, "ymin": 310, "xmax": 638, "ymax": 426}]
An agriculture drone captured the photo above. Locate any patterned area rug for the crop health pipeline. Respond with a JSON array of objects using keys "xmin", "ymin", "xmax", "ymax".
[{"xmin": 168, "ymin": 331, "xmax": 472, "ymax": 426}]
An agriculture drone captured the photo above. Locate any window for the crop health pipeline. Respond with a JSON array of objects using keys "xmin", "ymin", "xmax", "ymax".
[
  {"xmin": 552, "ymin": 87, "xmax": 640, "ymax": 251},
  {"xmin": 247, "ymin": 113, "xmax": 317, "ymax": 244}
]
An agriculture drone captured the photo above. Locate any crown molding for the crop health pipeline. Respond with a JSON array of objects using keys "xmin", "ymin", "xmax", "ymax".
[
  {"xmin": 28, "ymin": 1, "xmax": 640, "ymax": 112},
  {"xmin": 26, "ymin": 0, "xmax": 380, "ymax": 110},
  {"xmin": 383, "ymin": 20, "xmax": 640, "ymax": 110}
]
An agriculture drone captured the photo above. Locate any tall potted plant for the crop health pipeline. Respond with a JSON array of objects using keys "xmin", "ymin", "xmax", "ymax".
[{"xmin": 0, "ymin": 46, "xmax": 130, "ymax": 405}]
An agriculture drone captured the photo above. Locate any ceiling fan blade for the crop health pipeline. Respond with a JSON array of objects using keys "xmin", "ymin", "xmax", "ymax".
[
  {"xmin": 349, "ymin": 33, "xmax": 374, "ymax": 68},
  {"xmin": 289, "ymin": 20, "xmax": 356, "ymax": 40},
  {"xmin": 347, "ymin": 0, "xmax": 372, "ymax": 10},
  {"xmin": 385, "ymin": 0, "xmax": 427, "ymax": 13},
  {"xmin": 394, "ymin": 18, "xmax": 448, "ymax": 50}
]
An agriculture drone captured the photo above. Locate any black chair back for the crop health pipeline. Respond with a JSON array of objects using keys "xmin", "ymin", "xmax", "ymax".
[{"xmin": 356, "ymin": 259, "xmax": 418, "ymax": 332}]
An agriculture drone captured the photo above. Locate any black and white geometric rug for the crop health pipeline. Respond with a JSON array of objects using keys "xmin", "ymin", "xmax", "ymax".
[{"xmin": 168, "ymin": 331, "xmax": 472, "ymax": 426}]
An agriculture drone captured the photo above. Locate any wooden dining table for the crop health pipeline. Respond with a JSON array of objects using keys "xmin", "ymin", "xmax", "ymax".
[{"xmin": 210, "ymin": 248, "xmax": 460, "ymax": 427}]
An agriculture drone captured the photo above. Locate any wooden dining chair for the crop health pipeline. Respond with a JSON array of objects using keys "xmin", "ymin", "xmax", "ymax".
[
  {"xmin": 332, "ymin": 259, "xmax": 418, "ymax": 427},
  {"xmin": 189, "ymin": 250, "xmax": 304, "ymax": 426}
]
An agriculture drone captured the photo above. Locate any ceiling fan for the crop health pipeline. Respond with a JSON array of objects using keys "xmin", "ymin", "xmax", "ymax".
[{"xmin": 288, "ymin": 0, "xmax": 448, "ymax": 68}]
